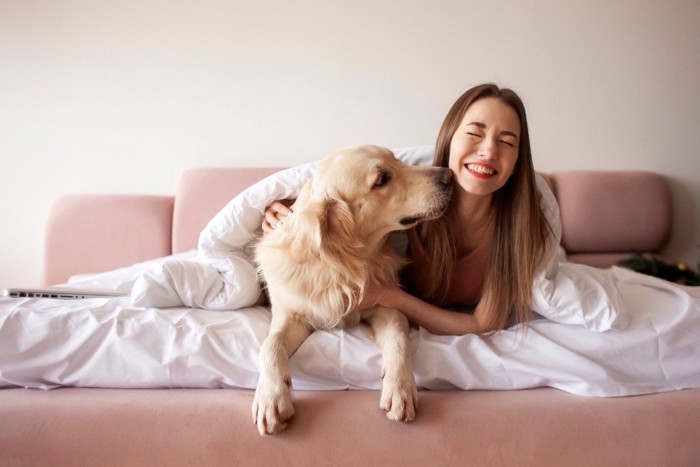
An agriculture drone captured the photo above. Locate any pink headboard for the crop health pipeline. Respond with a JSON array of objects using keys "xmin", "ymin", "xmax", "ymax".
[
  {"xmin": 171, "ymin": 167, "xmax": 284, "ymax": 253},
  {"xmin": 44, "ymin": 194, "xmax": 174, "ymax": 285},
  {"xmin": 43, "ymin": 168, "xmax": 672, "ymax": 285},
  {"xmin": 549, "ymin": 171, "xmax": 671, "ymax": 266}
]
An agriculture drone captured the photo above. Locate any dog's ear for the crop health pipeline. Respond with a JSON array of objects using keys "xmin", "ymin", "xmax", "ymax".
[
  {"xmin": 287, "ymin": 198, "xmax": 324, "ymax": 262},
  {"xmin": 287, "ymin": 196, "xmax": 358, "ymax": 263},
  {"xmin": 318, "ymin": 198, "xmax": 355, "ymax": 244}
]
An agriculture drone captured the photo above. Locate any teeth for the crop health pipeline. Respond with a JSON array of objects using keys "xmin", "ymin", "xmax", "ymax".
[{"xmin": 467, "ymin": 164, "xmax": 495, "ymax": 175}]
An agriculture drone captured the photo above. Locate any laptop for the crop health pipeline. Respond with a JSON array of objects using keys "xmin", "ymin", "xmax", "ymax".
[{"xmin": 2, "ymin": 287, "xmax": 129, "ymax": 300}]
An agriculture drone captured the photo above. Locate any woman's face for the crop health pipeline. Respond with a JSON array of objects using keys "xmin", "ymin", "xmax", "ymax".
[{"xmin": 448, "ymin": 97, "xmax": 521, "ymax": 198}]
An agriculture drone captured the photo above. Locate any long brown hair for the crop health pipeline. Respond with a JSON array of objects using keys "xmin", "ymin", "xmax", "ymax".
[{"xmin": 424, "ymin": 83, "xmax": 551, "ymax": 333}]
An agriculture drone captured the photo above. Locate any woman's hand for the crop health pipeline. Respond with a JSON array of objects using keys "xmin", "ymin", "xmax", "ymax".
[
  {"xmin": 354, "ymin": 282, "xmax": 390, "ymax": 312},
  {"xmin": 262, "ymin": 199, "xmax": 295, "ymax": 235}
]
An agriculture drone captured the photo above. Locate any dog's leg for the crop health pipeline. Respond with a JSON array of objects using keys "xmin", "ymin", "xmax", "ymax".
[
  {"xmin": 252, "ymin": 312, "xmax": 311, "ymax": 435},
  {"xmin": 366, "ymin": 306, "xmax": 417, "ymax": 422}
]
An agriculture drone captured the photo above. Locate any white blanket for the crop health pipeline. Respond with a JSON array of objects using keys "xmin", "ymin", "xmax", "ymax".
[{"xmin": 1, "ymin": 252, "xmax": 699, "ymax": 396}]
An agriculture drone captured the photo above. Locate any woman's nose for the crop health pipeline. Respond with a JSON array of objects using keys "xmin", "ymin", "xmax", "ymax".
[{"xmin": 477, "ymin": 138, "xmax": 498, "ymax": 159}]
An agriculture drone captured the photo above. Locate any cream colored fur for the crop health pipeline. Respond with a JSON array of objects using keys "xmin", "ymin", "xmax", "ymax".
[{"xmin": 252, "ymin": 145, "xmax": 452, "ymax": 435}]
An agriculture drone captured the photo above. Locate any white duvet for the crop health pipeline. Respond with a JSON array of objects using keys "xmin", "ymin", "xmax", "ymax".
[
  {"xmin": 1, "ymin": 253, "xmax": 699, "ymax": 396},
  {"xmin": 1, "ymin": 145, "xmax": 699, "ymax": 396}
]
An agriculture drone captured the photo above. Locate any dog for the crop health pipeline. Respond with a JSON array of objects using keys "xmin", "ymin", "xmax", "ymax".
[{"xmin": 252, "ymin": 145, "xmax": 453, "ymax": 435}]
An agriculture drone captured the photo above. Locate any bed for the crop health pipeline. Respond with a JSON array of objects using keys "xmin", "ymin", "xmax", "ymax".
[{"xmin": 1, "ymin": 146, "xmax": 699, "ymax": 466}]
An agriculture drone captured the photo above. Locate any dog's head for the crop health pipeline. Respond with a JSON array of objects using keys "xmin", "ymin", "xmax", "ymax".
[{"xmin": 286, "ymin": 145, "xmax": 453, "ymax": 258}]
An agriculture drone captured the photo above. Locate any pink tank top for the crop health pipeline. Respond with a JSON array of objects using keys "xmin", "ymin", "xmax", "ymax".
[{"xmin": 401, "ymin": 227, "xmax": 490, "ymax": 307}]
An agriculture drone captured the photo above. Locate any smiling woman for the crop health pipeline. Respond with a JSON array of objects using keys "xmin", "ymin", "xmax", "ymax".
[
  {"xmin": 394, "ymin": 83, "xmax": 551, "ymax": 334},
  {"xmin": 450, "ymin": 99, "xmax": 521, "ymax": 192}
]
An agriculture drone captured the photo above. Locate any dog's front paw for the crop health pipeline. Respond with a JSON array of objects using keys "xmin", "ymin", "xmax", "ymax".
[
  {"xmin": 380, "ymin": 368, "xmax": 418, "ymax": 422},
  {"xmin": 252, "ymin": 374, "xmax": 294, "ymax": 435}
]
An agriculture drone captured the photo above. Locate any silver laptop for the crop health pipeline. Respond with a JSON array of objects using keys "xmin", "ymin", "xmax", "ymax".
[{"xmin": 2, "ymin": 287, "xmax": 129, "ymax": 300}]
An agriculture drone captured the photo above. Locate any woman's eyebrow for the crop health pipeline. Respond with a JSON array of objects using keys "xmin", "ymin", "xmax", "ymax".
[{"xmin": 467, "ymin": 122, "xmax": 519, "ymax": 140}]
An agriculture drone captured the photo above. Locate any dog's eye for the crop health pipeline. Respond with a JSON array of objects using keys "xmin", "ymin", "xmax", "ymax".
[{"xmin": 373, "ymin": 172, "xmax": 391, "ymax": 189}]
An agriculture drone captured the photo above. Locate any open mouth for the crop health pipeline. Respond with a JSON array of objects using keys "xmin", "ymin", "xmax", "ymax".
[{"xmin": 466, "ymin": 163, "xmax": 497, "ymax": 177}]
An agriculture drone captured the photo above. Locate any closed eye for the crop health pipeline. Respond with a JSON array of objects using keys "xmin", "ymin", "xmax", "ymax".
[{"xmin": 499, "ymin": 139, "xmax": 515, "ymax": 147}]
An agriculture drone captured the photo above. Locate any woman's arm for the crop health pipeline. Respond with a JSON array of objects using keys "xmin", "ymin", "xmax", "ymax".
[
  {"xmin": 363, "ymin": 283, "xmax": 491, "ymax": 336},
  {"xmin": 382, "ymin": 286, "xmax": 490, "ymax": 335}
]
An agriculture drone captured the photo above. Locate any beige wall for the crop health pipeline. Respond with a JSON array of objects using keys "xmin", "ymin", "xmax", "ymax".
[{"xmin": 2, "ymin": 0, "xmax": 699, "ymax": 288}]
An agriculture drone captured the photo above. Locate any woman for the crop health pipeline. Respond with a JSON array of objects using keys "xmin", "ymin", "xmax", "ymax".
[{"xmin": 264, "ymin": 84, "xmax": 564, "ymax": 336}]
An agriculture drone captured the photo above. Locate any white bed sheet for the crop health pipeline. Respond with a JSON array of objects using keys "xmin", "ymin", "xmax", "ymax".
[{"xmin": 1, "ymin": 252, "xmax": 699, "ymax": 397}]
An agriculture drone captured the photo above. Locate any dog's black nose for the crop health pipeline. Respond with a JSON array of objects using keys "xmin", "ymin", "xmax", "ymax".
[{"xmin": 437, "ymin": 168, "xmax": 453, "ymax": 187}]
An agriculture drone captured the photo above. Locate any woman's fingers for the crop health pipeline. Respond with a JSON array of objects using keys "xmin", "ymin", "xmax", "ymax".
[{"xmin": 262, "ymin": 200, "xmax": 295, "ymax": 235}]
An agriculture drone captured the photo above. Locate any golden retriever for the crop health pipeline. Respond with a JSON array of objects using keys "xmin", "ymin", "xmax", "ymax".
[{"xmin": 252, "ymin": 145, "xmax": 453, "ymax": 435}]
